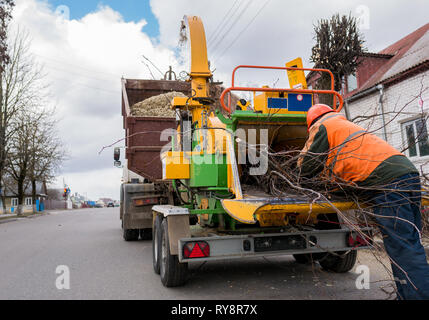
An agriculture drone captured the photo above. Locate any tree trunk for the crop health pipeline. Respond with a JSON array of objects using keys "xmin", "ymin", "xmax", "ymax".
[
  {"xmin": 316, "ymin": 74, "xmax": 334, "ymax": 106},
  {"xmin": 31, "ymin": 179, "xmax": 36, "ymax": 213},
  {"xmin": 17, "ymin": 177, "xmax": 24, "ymax": 216}
]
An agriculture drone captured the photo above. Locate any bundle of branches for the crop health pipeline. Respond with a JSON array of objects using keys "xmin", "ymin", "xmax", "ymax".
[{"xmin": 238, "ymin": 140, "xmax": 429, "ymax": 244}]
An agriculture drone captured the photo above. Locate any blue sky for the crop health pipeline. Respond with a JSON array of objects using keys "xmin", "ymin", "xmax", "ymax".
[{"xmin": 46, "ymin": 0, "xmax": 160, "ymax": 37}]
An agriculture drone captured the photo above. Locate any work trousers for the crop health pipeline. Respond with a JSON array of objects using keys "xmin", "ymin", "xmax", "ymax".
[{"xmin": 370, "ymin": 173, "xmax": 429, "ymax": 300}]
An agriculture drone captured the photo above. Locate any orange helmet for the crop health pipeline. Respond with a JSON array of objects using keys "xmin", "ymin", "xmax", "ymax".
[{"xmin": 307, "ymin": 104, "xmax": 334, "ymax": 129}]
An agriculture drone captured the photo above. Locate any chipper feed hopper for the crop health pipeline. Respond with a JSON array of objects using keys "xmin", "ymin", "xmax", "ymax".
[{"xmin": 151, "ymin": 16, "xmax": 372, "ymax": 287}]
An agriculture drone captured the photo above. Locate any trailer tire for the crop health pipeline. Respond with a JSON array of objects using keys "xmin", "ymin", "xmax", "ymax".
[
  {"xmin": 152, "ymin": 215, "xmax": 162, "ymax": 275},
  {"xmin": 160, "ymin": 219, "xmax": 188, "ymax": 287},
  {"xmin": 123, "ymin": 228, "xmax": 139, "ymax": 241},
  {"xmin": 140, "ymin": 228, "xmax": 152, "ymax": 241},
  {"xmin": 319, "ymin": 250, "xmax": 357, "ymax": 273}
]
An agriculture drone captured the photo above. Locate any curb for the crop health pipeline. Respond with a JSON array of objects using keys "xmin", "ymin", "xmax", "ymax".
[
  {"xmin": 0, "ymin": 218, "xmax": 18, "ymax": 224},
  {"xmin": 0, "ymin": 213, "xmax": 47, "ymax": 224}
]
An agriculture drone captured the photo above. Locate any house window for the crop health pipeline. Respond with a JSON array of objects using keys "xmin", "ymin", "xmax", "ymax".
[
  {"xmin": 11, "ymin": 198, "xmax": 18, "ymax": 207},
  {"xmin": 402, "ymin": 118, "xmax": 429, "ymax": 158},
  {"xmin": 347, "ymin": 73, "xmax": 358, "ymax": 92},
  {"xmin": 25, "ymin": 198, "xmax": 33, "ymax": 206}
]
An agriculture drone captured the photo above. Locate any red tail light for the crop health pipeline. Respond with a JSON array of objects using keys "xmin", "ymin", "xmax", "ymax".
[
  {"xmin": 133, "ymin": 198, "xmax": 158, "ymax": 207},
  {"xmin": 348, "ymin": 233, "xmax": 369, "ymax": 247},
  {"xmin": 183, "ymin": 241, "xmax": 210, "ymax": 259}
]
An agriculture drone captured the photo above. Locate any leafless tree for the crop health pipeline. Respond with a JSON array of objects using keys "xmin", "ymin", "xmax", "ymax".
[
  {"xmin": 0, "ymin": 0, "xmax": 14, "ymax": 210},
  {"xmin": 310, "ymin": 13, "xmax": 366, "ymax": 105},
  {"xmin": 1, "ymin": 30, "xmax": 66, "ymax": 214},
  {"xmin": 0, "ymin": 0, "xmax": 14, "ymax": 70},
  {"xmin": 27, "ymin": 107, "xmax": 68, "ymax": 213}
]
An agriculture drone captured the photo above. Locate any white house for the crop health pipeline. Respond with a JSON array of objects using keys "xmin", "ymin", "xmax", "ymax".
[{"xmin": 343, "ymin": 23, "xmax": 429, "ymax": 175}]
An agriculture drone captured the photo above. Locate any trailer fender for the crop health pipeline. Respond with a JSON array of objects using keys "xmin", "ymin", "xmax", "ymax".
[{"xmin": 152, "ymin": 205, "xmax": 190, "ymax": 255}]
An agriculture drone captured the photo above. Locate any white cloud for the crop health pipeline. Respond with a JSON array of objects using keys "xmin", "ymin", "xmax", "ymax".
[
  {"xmin": 10, "ymin": 0, "xmax": 429, "ymax": 200},
  {"xmin": 12, "ymin": 0, "xmax": 182, "ymax": 200}
]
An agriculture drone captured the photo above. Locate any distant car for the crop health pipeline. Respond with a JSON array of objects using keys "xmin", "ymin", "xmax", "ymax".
[
  {"xmin": 95, "ymin": 202, "xmax": 104, "ymax": 208},
  {"xmin": 107, "ymin": 202, "xmax": 114, "ymax": 207}
]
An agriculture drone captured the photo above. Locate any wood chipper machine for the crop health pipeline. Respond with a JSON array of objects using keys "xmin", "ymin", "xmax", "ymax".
[{"xmin": 150, "ymin": 15, "xmax": 372, "ymax": 287}]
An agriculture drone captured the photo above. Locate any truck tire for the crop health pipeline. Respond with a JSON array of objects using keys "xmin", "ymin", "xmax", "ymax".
[
  {"xmin": 160, "ymin": 219, "xmax": 188, "ymax": 287},
  {"xmin": 152, "ymin": 215, "xmax": 163, "ymax": 274},
  {"xmin": 319, "ymin": 250, "xmax": 357, "ymax": 273},
  {"xmin": 123, "ymin": 228, "xmax": 139, "ymax": 241},
  {"xmin": 140, "ymin": 228, "xmax": 152, "ymax": 240},
  {"xmin": 120, "ymin": 184, "xmax": 124, "ymax": 220}
]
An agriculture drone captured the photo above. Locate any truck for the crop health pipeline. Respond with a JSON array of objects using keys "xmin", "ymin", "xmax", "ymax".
[
  {"xmin": 119, "ymin": 16, "xmax": 373, "ymax": 287},
  {"xmin": 119, "ymin": 78, "xmax": 187, "ymax": 241},
  {"xmin": 120, "ymin": 78, "xmax": 232, "ymax": 241}
]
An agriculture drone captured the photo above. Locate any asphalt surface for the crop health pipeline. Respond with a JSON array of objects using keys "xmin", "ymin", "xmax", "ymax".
[{"xmin": 0, "ymin": 208, "xmax": 395, "ymax": 300}]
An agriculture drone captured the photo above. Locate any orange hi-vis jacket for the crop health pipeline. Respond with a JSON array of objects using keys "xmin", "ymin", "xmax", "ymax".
[{"xmin": 297, "ymin": 112, "xmax": 418, "ymax": 186}]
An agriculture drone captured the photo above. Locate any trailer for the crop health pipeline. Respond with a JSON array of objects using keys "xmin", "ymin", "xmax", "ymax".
[{"xmin": 120, "ymin": 79, "xmax": 236, "ymax": 241}]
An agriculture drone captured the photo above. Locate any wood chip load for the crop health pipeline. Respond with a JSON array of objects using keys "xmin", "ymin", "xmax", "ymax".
[{"xmin": 130, "ymin": 91, "xmax": 186, "ymax": 117}]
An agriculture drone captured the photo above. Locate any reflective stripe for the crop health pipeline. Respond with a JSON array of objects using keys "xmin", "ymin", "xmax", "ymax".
[{"xmin": 318, "ymin": 113, "xmax": 342, "ymax": 125}]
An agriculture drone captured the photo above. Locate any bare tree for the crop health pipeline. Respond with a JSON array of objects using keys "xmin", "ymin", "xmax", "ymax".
[
  {"xmin": 27, "ymin": 107, "xmax": 68, "ymax": 213},
  {"xmin": 0, "ymin": 0, "xmax": 14, "ymax": 210},
  {"xmin": 0, "ymin": 0, "xmax": 14, "ymax": 69},
  {"xmin": 1, "ymin": 30, "xmax": 63, "ymax": 215},
  {"xmin": 6, "ymin": 110, "xmax": 33, "ymax": 214},
  {"xmin": 310, "ymin": 13, "xmax": 366, "ymax": 105}
]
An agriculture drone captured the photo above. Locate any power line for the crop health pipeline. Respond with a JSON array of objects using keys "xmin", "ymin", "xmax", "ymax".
[
  {"xmin": 213, "ymin": 0, "xmax": 271, "ymax": 66},
  {"xmin": 49, "ymin": 75, "xmax": 119, "ymax": 95},
  {"xmin": 208, "ymin": 0, "xmax": 252, "ymax": 55},
  {"xmin": 207, "ymin": 0, "xmax": 240, "ymax": 44},
  {"xmin": 32, "ymin": 52, "xmax": 122, "ymax": 78},
  {"xmin": 42, "ymin": 63, "xmax": 118, "ymax": 84}
]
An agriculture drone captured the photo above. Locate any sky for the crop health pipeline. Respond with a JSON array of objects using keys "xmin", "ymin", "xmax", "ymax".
[{"xmin": 10, "ymin": 0, "xmax": 429, "ymax": 201}]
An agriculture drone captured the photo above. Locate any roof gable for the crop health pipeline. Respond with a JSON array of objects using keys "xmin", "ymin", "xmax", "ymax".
[{"xmin": 353, "ymin": 23, "xmax": 429, "ymax": 95}]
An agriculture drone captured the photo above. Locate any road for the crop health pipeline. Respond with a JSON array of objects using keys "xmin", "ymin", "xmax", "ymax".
[{"xmin": 0, "ymin": 208, "xmax": 395, "ymax": 300}]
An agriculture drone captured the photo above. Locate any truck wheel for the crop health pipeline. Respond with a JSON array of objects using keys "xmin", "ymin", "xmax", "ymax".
[
  {"xmin": 319, "ymin": 250, "xmax": 357, "ymax": 273},
  {"xmin": 123, "ymin": 228, "xmax": 139, "ymax": 241},
  {"xmin": 140, "ymin": 228, "xmax": 152, "ymax": 241},
  {"xmin": 152, "ymin": 215, "xmax": 162, "ymax": 274},
  {"xmin": 160, "ymin": 219, "xmax": 188, "ymax": 287}
]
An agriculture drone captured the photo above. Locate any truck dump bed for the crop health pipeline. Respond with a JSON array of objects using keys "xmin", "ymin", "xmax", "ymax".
[
  {"xmin": 121, "ymin": 79, "xmax": 236, "ymax": 182},
  {"xmin": 121, "ymin": 79, "xmax": 189, "ymax": 182}
]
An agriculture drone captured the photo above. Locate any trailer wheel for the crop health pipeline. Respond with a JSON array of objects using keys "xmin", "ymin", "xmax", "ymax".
[
  {"xmin": 160, "ymin": 219, "xmax": 188, "ymax": 287},
  {"xmin": 140, "ymin": 228, "xmax": 152, "ymax": 241},
  {"xmin": 319, "ymin": 250, "xmax": 357, "ymax": 273},
  {"xmin": 152, "ymin": 215, "xmax": 162, "ymax": 274},
  {"xmin": 123, "ymin": 228, "xmax": 139, "ymax": 241}
]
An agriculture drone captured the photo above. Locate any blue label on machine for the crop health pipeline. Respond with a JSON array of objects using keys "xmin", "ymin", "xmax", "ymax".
[
  {"xmin": 268, "ymin": 98, "xmax": 288, "ymax": 109},
  {"xmin": 288, "ymin": 93, "xmax": 312, "ymax": 112}
]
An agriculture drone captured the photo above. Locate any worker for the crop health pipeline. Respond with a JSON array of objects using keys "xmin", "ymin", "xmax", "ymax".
[{"xmin": 297, "ymin": 104, "xmax": 429, "ymax": 300}]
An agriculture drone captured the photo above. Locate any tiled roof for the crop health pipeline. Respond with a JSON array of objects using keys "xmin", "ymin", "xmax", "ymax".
[{"xmin": 353, "ymin": 23, "xmax": 429, "ymax": 96}]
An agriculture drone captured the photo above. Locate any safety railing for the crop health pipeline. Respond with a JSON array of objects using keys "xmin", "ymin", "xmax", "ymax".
[{"xmin": 220, "ymin": 65, "xmax": 343, "ymax": 114}]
